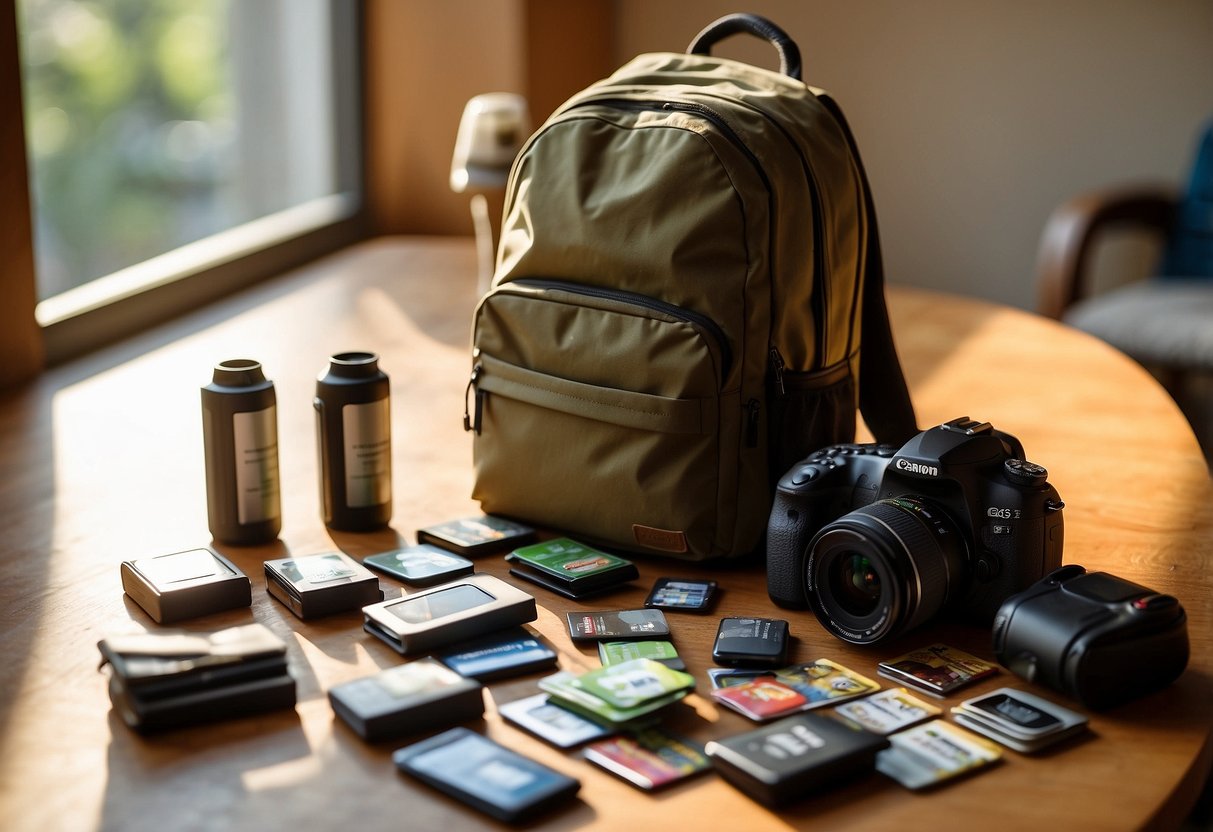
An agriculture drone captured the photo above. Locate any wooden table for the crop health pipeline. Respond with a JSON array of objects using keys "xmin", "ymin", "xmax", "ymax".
[{"xmin": 1, "ymin": 237, "xmax": 1209, "ymax": 831}]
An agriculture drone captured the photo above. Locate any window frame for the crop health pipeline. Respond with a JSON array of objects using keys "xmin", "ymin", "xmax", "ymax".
[{"xmin": 4, "ymin": 0, "xmax": 368, "ymax": 369}]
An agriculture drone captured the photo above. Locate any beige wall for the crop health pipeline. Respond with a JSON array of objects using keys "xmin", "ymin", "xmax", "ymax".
[{"xmin": 616, "ymin": 1, "xmax": 1213, "ymax": 310}]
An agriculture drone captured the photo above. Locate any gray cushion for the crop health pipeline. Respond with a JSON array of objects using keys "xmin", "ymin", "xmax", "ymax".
[{"xmin": 1064, "ymin": 279, "xmax": 1213, "ymax": 371}]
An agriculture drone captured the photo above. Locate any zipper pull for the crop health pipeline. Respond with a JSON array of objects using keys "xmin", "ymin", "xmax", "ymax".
[
  {"xmin": 463, "ymin": 364, "xmax": 483, "ymax": 433},
  {"xmin": 746, "ymin": 398, "xmax": 761, "ymax": 447},
  {"xmin": 769, "ymin": 348, "xmax": 787, "ymax": 395}
]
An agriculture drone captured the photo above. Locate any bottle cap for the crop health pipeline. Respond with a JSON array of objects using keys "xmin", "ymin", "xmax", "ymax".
[
  {"xmin": 326, "ymin": 352, "xmax": 381, "ymax": 379},
  {"xmin": 212, "ymin": 359, "xmax": 266, "ymax": 387}
]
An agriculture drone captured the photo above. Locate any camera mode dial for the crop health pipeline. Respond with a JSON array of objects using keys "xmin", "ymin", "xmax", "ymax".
[{"xmin": 1004, "ymin": 458, "xmax": 1048, "ymax": 487}]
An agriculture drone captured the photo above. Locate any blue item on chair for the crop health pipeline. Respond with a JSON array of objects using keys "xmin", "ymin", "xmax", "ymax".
[
  {"xmin": 1035, "ymin": 118, "xmax": 1213, "ymax": 462},
  {"xmin": 1159, "ymin": 120, "xmax": 1213, "ymax": 279}
]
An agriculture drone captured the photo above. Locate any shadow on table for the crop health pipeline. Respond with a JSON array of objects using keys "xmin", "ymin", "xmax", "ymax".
[
  {"xmin": 0, "ymin": 240, "xmax": 483, "ymax": 751},
  {"xmin": 98, "ymin": 709, "xmax": 310, "ymax": 832}
]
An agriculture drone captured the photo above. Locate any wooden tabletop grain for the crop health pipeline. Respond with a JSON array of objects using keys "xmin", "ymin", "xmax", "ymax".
[{"xmin": 1, "ymin": 237, "xmax": 1209, "ymax": 832}]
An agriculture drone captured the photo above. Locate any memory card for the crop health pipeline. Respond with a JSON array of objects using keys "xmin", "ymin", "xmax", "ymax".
[
  {"xmin": 706, "ymin": 667, "xmax": 776, "ymax": 690},
  {"xmin": 436, "ymin": 628, "xmax": 557, "ymax": 681},
  {"xmin": 506, "ymin": 538, "xmax": 638, "ymax": 598},
  {"xmin": 328, "ymin": 658, "xmax": 483, "ymax": 741},
  {"xmin": 955, "ymin": 688, "xmax": 1069, "ymax": 738},
  {"xmin": 831, "ymin": 688, "xmax": 941, "ymax": 735},
  {"xmin": 264, "ymin": 551, "xmax": 383, "ymax": 619},
  {"xmin": 876, "ymin": 643, "xmax": 997, "ymax": 697},
  {"xmin": 565, "ymin": 609, "xmax": 670, "ymax": 641},
  {"xmin": 711, "ymin": 618, "xmax": 789, "ymax": 667},
  {"xmin": 497, "ymin": 693, "xmax": 611, "ymax": 748},
  {"xmin": 643, "ymin": 577, "xmax": 717, "ymax": 613},
  {"xmin": 393, "ymin": 727, "xmax": 580, "ymax": 823},
  {"xmin": 598, "ymin": 640, "xmax": 685, "ymax": 671},
  {"xmin": 876, "ymin": 720, "xmax": 1002, "ymax": 790},
  {"xmin": 951, "ymin": 687, "xmax": 1089, "ymax": 753},
  {"xmin": 416, "ymin": 515, "xmax": 536, "ymax": 556},
  {"xmin": 363, "ymin": 544, "xmax": 474, "ymax": 587},
  {"xmin": 583, "ymin": 729, "xmax": 711, "ymax": 790},
  {"xmin": 705, "ymin": 713, "xmax": 889, "ymax": 806}
]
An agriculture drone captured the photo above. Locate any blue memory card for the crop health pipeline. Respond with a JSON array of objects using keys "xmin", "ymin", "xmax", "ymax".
[
  {"xmin": 436, "ymin": 628, "xmax": 557, "ymax": 681},
  {"xmin": 394, "ymin": 727, "xmax": 580, "ymax": 822}
]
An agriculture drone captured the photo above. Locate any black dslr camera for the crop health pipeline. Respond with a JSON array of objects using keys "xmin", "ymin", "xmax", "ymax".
[{"xmin": 767, "ymin": 417, "xmax": 1065, "ymax": 645}]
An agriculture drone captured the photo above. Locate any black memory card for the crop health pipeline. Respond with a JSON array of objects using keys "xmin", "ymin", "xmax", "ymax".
[
  {"xmin": 705, "ymin": 713, "xmax": 888, "ymax": 806},
  {"xmin": 328, "ymin": 658, "xmax": 484, "ymax": 741},
  {"xmin": 565, "ymin": 609, "xmax": 670, "ymax": 642},
  {"xmin": 712, "ymin": 617, "xmax": 790, "ymax": 667},
  {"xmin": 363, "ymin": 544, "xmax": 475, "ymax": 587}
]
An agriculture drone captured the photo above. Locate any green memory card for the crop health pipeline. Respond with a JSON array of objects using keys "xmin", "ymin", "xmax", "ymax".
[
  {"xmin": 509, "ymin": 538, "xmax": 631, "ymax": 578},
  {"xmin": 506, "ymin": 538, "xmax": 638, "ymax": 595},
  {"xmin": 598, "ymin": 640, "xmax": 686, "ymax": 671},
  {"xmin": 576, "ymin": 659, "xmax": 696, "ymax": 710}
]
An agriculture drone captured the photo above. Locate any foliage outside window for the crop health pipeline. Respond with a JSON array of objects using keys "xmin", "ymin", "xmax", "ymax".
[{"xmin": 18, "ymin": 0, "xmax": 345, "ymax": 310}]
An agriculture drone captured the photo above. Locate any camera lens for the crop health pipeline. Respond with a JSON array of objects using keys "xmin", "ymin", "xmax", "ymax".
[
  {"xmin": 805, "ymin": 497, "xmax": 967, "ymax": 645},
  {"xmin": 830, "ymin": 553, "xmax": 882, "ymax": 617}
]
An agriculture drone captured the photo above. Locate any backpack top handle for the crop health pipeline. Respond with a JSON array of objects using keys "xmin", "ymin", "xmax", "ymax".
[{"xmin": 687, "ymin": 13, "xmax": 803, "ymax": 81}]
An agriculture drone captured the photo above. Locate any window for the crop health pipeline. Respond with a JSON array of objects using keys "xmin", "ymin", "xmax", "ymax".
[{"xmin": 16, "ymin": 0, "xmax": 362, "ymax": 360}]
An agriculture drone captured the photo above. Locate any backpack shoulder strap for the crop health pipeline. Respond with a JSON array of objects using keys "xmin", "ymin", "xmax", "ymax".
[{"xmin": 814, "ymin": 91, "xmax": 918, "ymax": 445}]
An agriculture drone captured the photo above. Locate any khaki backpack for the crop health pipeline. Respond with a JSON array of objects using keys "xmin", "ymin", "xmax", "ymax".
[{"xmin": 465, "ymin": 14, "xmax": 916, "ymax": 560}]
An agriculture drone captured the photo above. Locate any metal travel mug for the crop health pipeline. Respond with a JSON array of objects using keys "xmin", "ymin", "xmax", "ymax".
[
  {"xmin": 201, "ymin": 359, "xmax": 282, "ymax": 544},
  {"xmin": 315, "ymin": 352, "xmax": 392, "ymax": 530}
]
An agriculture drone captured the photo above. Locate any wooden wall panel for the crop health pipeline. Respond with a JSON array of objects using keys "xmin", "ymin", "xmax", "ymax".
[
  {"xmin": 364, "ymin": 0, "xmax": 525, "ymax": 236},
  {"xmin": 364, "ymin": 0, "xmax": 614, "ymax": 236},
  {"xmin": 523, "ymin": 0, "xmax": 614, "ymax": 124},
  {"xmin": 0, "ymin": 0, "xmax": 44, "ymax": 385}
]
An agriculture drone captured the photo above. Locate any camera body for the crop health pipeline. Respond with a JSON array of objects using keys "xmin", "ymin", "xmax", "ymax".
[
  {"xmin": 992, "ymin": 565, "xmax": 1188, "ymax": 709},
  {"xmin": 767, "ymin": 417, "xmax": 1065, "ymax": 645}
]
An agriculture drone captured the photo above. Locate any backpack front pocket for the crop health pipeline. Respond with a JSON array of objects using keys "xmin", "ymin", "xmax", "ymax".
[
  {"xmin": 469, "ymin": 279, "xmax": 749, "ymax": 558},
  {"xmin": 766, "ymin": 357, "xmax": 858, "ymax": 485}
]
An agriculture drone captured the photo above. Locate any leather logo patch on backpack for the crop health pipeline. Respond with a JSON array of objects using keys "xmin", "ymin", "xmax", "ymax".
[{"xmin": 632, "ymin": 524, "xmax": 688, "ymax": 554}]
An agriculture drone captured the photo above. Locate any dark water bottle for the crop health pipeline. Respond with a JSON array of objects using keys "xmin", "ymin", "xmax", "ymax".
[
  {"xmin": 201, "ymin": 359, "xmax": 282, "ymax": 544},
  {"xmin": 315, "ymin": 352, "xmax": 392, "ymax": 530}
]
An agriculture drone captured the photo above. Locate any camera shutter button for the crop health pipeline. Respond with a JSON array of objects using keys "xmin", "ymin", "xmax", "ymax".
[{"xmin": 791, "ymin": 466, "xmax": 822, "ymax": 485}]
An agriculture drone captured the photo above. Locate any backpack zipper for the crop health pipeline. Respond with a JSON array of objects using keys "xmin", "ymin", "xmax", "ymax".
[
  {"xmin": 555, "ymin": 96, "xmax": 772, "ymax": 394},
  {"xmin": 463, "ymin": 362, "xmax": 483, "ymax": 434},
  {"xmin": 769, "ymin": 347, "xmax": 787, "ymax": 395},
  {"xmin": 694, "ymin": 92, "xmax": 833, "ymax": 371},
  {"xmin": 566, "ymin": 96, "xmax": 771, "ymax": 194},
  {"xmin": 664, "ymin": 97, "xmax": 831, "ymax": 358},
  {"xmin": 511, "ymin": 277, "xmax": 733, "ymax": 383}
]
